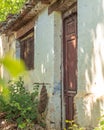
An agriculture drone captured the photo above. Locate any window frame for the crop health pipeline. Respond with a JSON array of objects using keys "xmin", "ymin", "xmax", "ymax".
[{"xmin": 16, "ymin": 29, "xmax": 34, "ymax": 70}]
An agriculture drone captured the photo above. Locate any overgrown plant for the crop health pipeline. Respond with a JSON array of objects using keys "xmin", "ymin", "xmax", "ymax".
[
  {"xmin": 0, "ymin": 77, "xmax": 39, "ymax": 129},
  {"xmin": 64, "ymin": 118, "xmax": 104, "ymax": 130},
  {"xmin": 64, "ymin": 120, "xmax": 85, "ymax": 130},
  {"xmin": 94, "ymin": 115, "xmax": 104, "ymax": 130}
]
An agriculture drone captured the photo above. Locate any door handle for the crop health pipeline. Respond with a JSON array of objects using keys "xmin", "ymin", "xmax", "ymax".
[{"xmin": 67, "ymin": 90, "xmax": 76, "ymax": 94}]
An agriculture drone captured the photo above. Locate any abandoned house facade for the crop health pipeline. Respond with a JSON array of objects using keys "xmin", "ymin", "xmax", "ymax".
[{"xmin": 0, "ymin": 0, "xmax": 104, "ymax": 129}]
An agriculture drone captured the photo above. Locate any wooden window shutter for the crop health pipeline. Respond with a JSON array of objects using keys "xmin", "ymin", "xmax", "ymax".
[
  {"xmin": 20, "ymin": 41, "xmax": 25, "ymax": 61},
  {"xmin": 20, "ymin": 36, "xmax": 34, "ymax": 70},
  {"xmin": 26, "ymin": 37, "xmax": 34, "ymax": 70}
]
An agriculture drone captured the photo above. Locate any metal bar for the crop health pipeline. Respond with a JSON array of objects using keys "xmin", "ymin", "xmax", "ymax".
[
  {"xmin": 33, "ymin": 82, "xmax": 51, "ymax": 85},
  {"xmin": 67, "ymin": 90, "xmax": 76, "ymax": 94}
]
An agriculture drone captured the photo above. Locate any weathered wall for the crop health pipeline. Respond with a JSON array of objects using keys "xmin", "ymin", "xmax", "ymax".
[
  {"xmin": 1, "ymin": 8, "xmax": 62, "ymax": 130},
  {"xmin": 49, "ymin": 11, "xmax": 62, "ymax": 130},
  {"xmin": 0, "ymin": 34, "xmax": 16, "ymax": 80},
  {"xmin": 0, "ymin": 35, "xmax": 4, "ymax": 78},
  {"xmin": 23, "ymin": 8, "xmax": 62, "ymax": 130},
  {"xmin": 0, "ymin": 9, "xmax": 61, "ymax": 130},
  {"xmin": 33, "ymin": 8, "xmax": 62, "ymax": 130},
  {"xmin": 75, "ymin": 0, "xmax": 104, "ymax": 129}
]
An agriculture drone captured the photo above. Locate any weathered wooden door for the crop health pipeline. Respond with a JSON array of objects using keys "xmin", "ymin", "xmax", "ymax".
[{"xmin": 63, "ymin": 13, "xmax": 77, "ymax": 120}]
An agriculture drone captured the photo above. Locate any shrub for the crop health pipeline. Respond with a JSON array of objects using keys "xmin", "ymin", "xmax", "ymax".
[
  {"xmin": 64, "ymin": 120, "xmax": 85, "ymax": 130},
  {"xmin": 64, "ymin": 119, "xmax": 104, "ymax": 130},
  {"xmin": 0, "ymin": 77, "xmax": 39, "ymax": 129},
  {"xmin": 94, "ymin": 115, "xmax": 104, "ymax": 130}
]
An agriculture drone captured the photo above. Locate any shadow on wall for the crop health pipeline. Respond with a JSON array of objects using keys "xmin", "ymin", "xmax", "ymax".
[{"xmin": 76, "ymin": 0, "xmax": 104, "ymax": 128}]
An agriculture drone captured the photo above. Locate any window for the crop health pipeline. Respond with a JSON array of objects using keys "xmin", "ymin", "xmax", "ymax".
[{"xmin": 16, "ymin": 30, "xmax": 34, "ymax": 70}]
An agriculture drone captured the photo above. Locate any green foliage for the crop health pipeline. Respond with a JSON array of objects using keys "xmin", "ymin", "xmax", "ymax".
[
  {"xmin": 0, "ymin": 77, "xmax": 39, "ymax": 129},
  {"xmin": 94, "ymin": 116, "xmax": 104, "ymax": 130},
  {"xmin": 64, "ymin": 118, "xmax": 104, "ymax": 130},
  {"xmin": 0, "ymin": 0, "xmax": 26, "ymax": 21},
  {"xmin": 0, "ymin": 53, "xmax": 26, "ymax": 101},
  {"xmin": 0, "ymin": 53, "xmax": 26, "ymax": 77},
  {"xmin": 64, "ymin": 120, "xmax": 85, "ymax": 130}
]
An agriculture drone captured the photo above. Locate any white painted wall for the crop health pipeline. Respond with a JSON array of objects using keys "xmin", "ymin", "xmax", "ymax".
[
  {"xmin": 26, "ymin": 8, "xmax": 62, "ymax": 130},
  {"xmin": 75, "ymin": 0, "xmax": 104, "ymax": 129},
  {"xmin": 0, "ymin": 35, "xmax": 4, "ymax": 78},
  {"xmin": 0, "ymin": 34, "xmax": 15, "ymax": 80},
  {"xmin": 34, "ymin": 8, "xmax": 54, "ymax": 84}
]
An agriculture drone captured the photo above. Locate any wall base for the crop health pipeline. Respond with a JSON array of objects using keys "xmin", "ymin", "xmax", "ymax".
[{"xmin": 75, "ymin": 92, "xmax": 104, "ymax": 129}]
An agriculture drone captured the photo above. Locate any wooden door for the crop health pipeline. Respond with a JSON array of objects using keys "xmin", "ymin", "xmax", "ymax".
[{"xmin": 63, "ymin": 13, "xmax": 77, "ymax": 120}]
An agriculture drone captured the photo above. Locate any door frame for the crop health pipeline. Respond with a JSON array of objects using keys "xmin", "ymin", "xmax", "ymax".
[{"xmin": 61, "ymin": 4, "xmax": 77, "ymax": 127}]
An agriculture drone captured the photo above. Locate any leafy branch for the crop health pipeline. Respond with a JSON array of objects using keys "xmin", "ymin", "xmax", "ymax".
[{"xmin": 0, "ymin": 0, "xmax": 26, "ymax": 22}]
